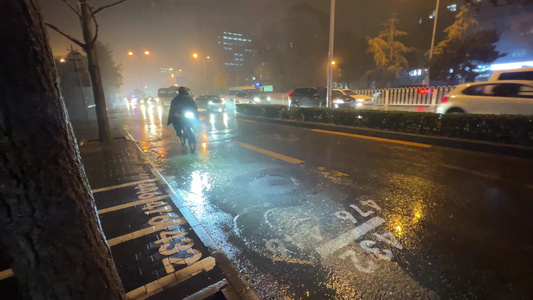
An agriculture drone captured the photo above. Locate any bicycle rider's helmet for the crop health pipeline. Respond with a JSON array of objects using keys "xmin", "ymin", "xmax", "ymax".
[{"xmin": 178, "ymin": 86, "xmax": 192, "ymax": 96}]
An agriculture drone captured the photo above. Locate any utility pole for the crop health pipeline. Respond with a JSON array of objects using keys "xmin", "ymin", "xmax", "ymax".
[
  {"xmin": 326, "ymin": 0, "xmax": 336, "ymax": 108},
  {"xmin": 426, "ymin": 0, "xmax": 440, "ymax": 86}
]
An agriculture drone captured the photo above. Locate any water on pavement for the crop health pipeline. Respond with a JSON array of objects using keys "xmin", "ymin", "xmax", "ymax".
[{"xmin": 108, "ymin": 103, "xmax": 533, "ymax": 299}]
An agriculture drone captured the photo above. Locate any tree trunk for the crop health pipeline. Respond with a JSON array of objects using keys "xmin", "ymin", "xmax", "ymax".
[
  {"xmin": 0, "ymin": 1, "xmax": 124, "ymax": 299},
  {"xmin": 80, "ymin": 1, "xmax": 111, "ymax": 143}
]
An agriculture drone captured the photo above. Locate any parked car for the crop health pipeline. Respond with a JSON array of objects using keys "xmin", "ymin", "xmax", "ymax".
[
  {"xmin": 288, "ymin": 87, "xmax": 327, "ymax": 108},
  {"xmin": 489, "ymin": 67, "xmax": 533, "ymax": 81},
  {"xmin": 222, "ymin": 86, "xmax": 257, "ymax": 105},
  {"xmin": 332, "ymin": 89, "xmax": 374, "ymax": 109},
  {"xmin": 195, "ymin": 95, "xmax": 226, "ymax": 113},
  {"xmin": 234, "ymin": 90, "xmax": 270, "ymax": 104},
  {"xmin": 436, "ymin": 80, "xmax": 533, "ymax": 115}
]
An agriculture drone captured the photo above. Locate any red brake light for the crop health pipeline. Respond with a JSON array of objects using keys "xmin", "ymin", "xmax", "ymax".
[
  {"xmin": 418, "ymin": 88, "xmax": 427, "ymax": 95},
  {"xmin": 288, "ymin": 90, "xmax": 294, "ymax": 97},
  {"xmin": 441, "ymin": 96, "xmax": 448, "ymax": 104}
]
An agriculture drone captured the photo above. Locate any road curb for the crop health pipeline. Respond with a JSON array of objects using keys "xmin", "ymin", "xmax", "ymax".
[
  {"xmin": 237, "ymin": 114, "xmax": 533, "ymax": 159},
  {"xmin": 123, "ymin": 131, "xmax": 260, "ymax": 300}
]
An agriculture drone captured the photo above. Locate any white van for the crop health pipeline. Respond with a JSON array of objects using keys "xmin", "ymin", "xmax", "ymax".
[{"xmin": 489, "ymin": 67, "xmax": 533, "ymax": 81}]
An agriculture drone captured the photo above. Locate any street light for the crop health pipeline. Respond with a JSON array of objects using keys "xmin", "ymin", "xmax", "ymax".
[
  {"xmin": 127, "ymin": 49, "xmax": 151, "ymax": 97},
  {"xmin": 331, "ymin": 61, "xmax": 336, "ymax": 65},
  {"xmin": 326, "ymin": 0, "xmax": 336, "ymax": 108},
  {"xmin": 59, "ymin": 58, "xmax": 66, "ymax": 63},
  {"xmin": 192, "ymin": 53, "xmax": 210, "ymax": 93},
  {"xmin": 426, "ymin": 0, "xmax": 441, "ymax": 86},
  {"xmin": 192, "ymin": 53, "xmax": 198, "ymax": 59}
]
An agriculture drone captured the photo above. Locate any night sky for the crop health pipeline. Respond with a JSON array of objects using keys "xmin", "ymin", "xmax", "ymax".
[{"xmin": 40, "ymin": 0, "xmax": 432, "ymax": 95}]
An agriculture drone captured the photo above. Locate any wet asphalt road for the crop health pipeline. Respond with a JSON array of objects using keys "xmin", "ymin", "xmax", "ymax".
[{"xmin": 113, "ymin": 103, "xmax": 533, "ymax": 299}]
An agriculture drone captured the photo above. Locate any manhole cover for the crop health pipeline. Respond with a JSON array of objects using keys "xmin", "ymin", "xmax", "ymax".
[{"xmin": 249, "ymin": 175, "xmax": 295, "ymax": 195}]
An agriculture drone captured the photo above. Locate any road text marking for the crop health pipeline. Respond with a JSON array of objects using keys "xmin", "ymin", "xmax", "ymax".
[
  {"xmin": 235, "ymin": 141, "xmax": 304, "ymax": 164},
  {"xmin": 316, "ymin": 216, "xmax": 385, "ymax": 257},
  {"xmin": 97, "ymin": 195, "xmax": 170, "ymax": 215},
  {"xmin": 92, "ymin": 179, "xmax": 157, "ymax": 193},
  {"xmin": 108, "ymin": 218, "xmax": 186, "ymax": 246},
  {"xmin": 311, "ymin": 129, "xmax": 432, "ymax": 148}
]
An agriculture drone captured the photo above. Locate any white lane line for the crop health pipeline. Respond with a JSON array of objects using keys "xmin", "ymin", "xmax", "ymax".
[
  {"xmin": 439, "ymin": 164, "xmax": 533, "ymax": 190},
  {"xmin": 97, "ymin": 195, "xmax": 170, "ymax": 215},
  {"xmin": 316, "ymin": 217, "xmax": 385, "ymax": 258},
  {"xmin": 107, "ymin": 218, "xmax": 187, "ymax": 246},
  {"xmin": 126, "ymin": 257, "xmax": 216, "ymax": 300},
  {"xmin": 92, "ymin": 179, "xmax": 158, "ymax": 193},
  {"xmin": 0, "ymin": 268, "xmax": 14, "ymax": 280}
]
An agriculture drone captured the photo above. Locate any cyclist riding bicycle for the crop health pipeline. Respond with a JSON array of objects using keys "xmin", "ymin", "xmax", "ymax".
[{"xmin": 167, "ymin": 86, "xmax": 198, "ymax": 138}]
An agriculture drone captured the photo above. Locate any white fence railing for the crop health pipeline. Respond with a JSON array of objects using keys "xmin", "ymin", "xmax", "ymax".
[{"xmin": 352, "ymin": 86, "xmax": 455, "ymax": 107}]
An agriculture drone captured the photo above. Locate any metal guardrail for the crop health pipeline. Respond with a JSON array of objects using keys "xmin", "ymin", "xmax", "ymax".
[{"xmin": 352, "ymin": 86, "xmax": 456, "ymax": 107}]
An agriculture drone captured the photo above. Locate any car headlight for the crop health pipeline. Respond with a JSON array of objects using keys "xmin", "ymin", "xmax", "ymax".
[
  {"xmin": 267, "ymin": 97, "xmax": 271, "ymax": 101},
  {"xmin": 356, "ymin": 103, "xmax": 363, "ymax": 107},
  {"xmin": 209, "ymin": 101, "xmax": 213, "ymax": 104},
  {"xmin": 221, "ymin": 100, "xmax": 226, "ymax": 104},
  {"xmin": 254, "ymin": 97, "xmax": 261, "ymax": 102},
  {"xmin": 140, "ymin": 99, "xmax": 145, "ymax": 104},
  {"xmin": 155, "ymin": 97, "xmax": 160, "ymax": 102},
  {"xmin": 184, "ymin": 112, "xmax": 195, "ymax": 119},
  {"xmin": 333, "ymin": 99, "xmax": 344, "ymax": 104},
  {"xmin": 356, "ymin": 98, "xmax": 366, "ymax": 102}
]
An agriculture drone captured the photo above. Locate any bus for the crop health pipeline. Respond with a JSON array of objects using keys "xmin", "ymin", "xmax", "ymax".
[{"xmin": 157, "ymin": 86, "xmax": 180, "ymax": 106}]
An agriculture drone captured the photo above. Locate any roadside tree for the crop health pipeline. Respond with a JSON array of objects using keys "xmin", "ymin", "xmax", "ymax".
[
  {"xmin": 430, "ymin": 6, "xmax": 504, "ymax": 83},
  {"xmin": 367, "ymin": 13, "xmax": 414, "ymax": 87},
  {"xmin": 0, "ymin": 0, "xmax": 124, "ymax": 298},
  {"xmin": 45, "ymin": 0, "xmax": 131, "ymax": 143}
]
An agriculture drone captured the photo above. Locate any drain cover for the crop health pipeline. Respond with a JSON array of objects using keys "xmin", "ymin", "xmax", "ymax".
[{"xmin": 249, "ymin": 175, "xmax": 295, "ymax": 195}]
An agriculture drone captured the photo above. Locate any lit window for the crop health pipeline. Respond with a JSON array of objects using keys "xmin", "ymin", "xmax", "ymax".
[
  {"xmin": 429, "ymin": 10, "xmax": 435, "ymax": 19},
  {"xmin": 447, "ymin": 4, "xmax": 457, "ymax": 12}
]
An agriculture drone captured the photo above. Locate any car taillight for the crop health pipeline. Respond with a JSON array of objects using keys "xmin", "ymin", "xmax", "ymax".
[
  {"xmin": 441, "ymin": 96, "xmax": 448, "ymax": 104},
  {"xmin": 288, "ymin": 90, "xmax": 294, "ymax": 97}
]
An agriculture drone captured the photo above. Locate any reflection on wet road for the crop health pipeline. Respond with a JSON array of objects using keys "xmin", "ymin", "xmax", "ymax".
[{"xmin": 116, "ymin": 103, "xmax": 533, "ymax": 299}]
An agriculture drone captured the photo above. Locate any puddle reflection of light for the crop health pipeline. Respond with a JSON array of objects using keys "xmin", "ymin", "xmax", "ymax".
[
  {"xmin": 147, "ymin": 104, "xmax": 154, "ymax": 121},
  {"xmin": 126, "ymin": 103, "xmax": 131, "ymax": 112},
  {"xmin": 133, "ymin": 106, "xmax": 138, "ymax": 117},
  {"xmin": 187, "ymin": 171, "xmax": 211, "ymax": 206},
  {"xmin": 209, "ymin": 114, "xmax": 215, "ymax": 128},
  {"xmin": 157, "ymin": 106, "xmax": 163, "ymax": 122},
  {"xmin": 223, "ymin": 113, "xmax": 228, "ymax": 128},
  {"xmin": 140, "ymin": 104, "xmax": 147, "ymax": 119}
]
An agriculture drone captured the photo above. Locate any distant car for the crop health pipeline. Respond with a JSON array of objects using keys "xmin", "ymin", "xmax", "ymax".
[
  {"xmin": 489, "ymin": 67, "xmax": 533, "ymax": 81},
  {"xmin": 436, "ymin": 80, "xmax": 533, "ymax": 115},
  {"xmin": 195, "ymin": 95, "xmax": 226, "ymax": 113},
  {"xmin": 288, "ymin": 87, "xmax": 327, "ymax": 108},
  {"xmin": 332, "ymin": 89, "xmax": 374, "ymax": 109},
  {"xmin": 234, "ymin": 90, "xmax": 271, "ymax": 104}
]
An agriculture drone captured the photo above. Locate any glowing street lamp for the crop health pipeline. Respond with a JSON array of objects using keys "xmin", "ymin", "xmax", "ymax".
[
  {"xmin": 59, "ymin": 58, "xmax": 66, "ymax": 63},
  {"xmin": 128, "ymin": 51, "xmax": 133, "ymax": 56},
  {"xmin": 144, "ymin": 50, "xmax": 150, "ymax": 55},
  {"xmin": 331, "ymin": 61, "xmax": 336, "ymax": 65},
  {"xmin": 192, "ymin": 53, "xmax": 198, "ymax": 59}
]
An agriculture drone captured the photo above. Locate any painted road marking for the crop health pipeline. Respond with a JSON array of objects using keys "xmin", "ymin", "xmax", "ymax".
[
  {"xmin": 126, "ymin": 257, "xmax": 216, "ymax": 300},
  {"xmin": 440, "ymin": 163, "xmax": 533, "ymax": 190},
  {"xmin": 312, "ymin": 129, "xmax": 432, "ymax": 148},
  {"xmin": 97, "ymin": 195, "xmax": 170, "ymax": 215},
  {"xmin": 236, "ymin": 118, "xmax": 256, "ymax": 123},
  {"xmin": 108, "ymin": 218, "xmax": 187, "ymax": 246},
  {"xmin": 235, "ymin": 141, "xmax": 304, "ymax": 164},
  {"xmin": 0, "ymin": 268, "xmax": 14, "ymax": 280},
  {"xmin": 316, "ymin": 216, "xmax": 385, "ymax": 258},
  {"xmin": 92, "ymin": 179, "xmax": 158, "ymax": 193}
]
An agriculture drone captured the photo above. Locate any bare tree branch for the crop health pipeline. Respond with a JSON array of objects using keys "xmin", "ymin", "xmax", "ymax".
[
  {"xmin": 93, "ymin": 0, "xmax": 130, "ymax": 15},
  {"xmin": 60, "ymin": 0, "xmax": 82, "ymax": 18},
  {"xmin": 89, "ymin": 6, "xmax": 99, "ymax": 46},
  {"xmin": 44, "ymin": 21, "xmax": 86, "ymax": 49}
]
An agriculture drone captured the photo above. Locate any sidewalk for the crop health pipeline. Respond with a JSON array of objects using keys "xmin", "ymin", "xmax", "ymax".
[{"xmin": 78, "ymin": 136, "xmax": 257, "ymax": 299}]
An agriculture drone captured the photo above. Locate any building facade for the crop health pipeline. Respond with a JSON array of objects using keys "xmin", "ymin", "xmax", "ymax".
[{"xmin": 217, "ymin": 31, "xmax": 254, "ymax": 86}]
